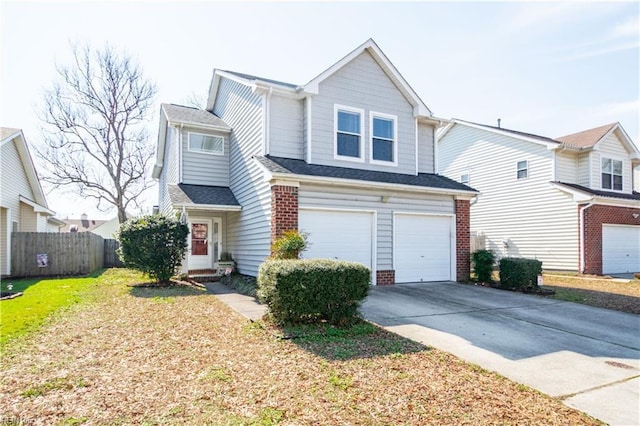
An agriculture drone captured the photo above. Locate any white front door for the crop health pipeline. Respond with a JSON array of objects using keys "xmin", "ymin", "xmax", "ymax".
[{"xmin": 188, "ymin": 218, "xmax": 222, "ymax": 270}]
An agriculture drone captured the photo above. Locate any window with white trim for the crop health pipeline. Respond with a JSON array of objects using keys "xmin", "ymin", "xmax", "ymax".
[
  {"xmin": 516, "ymin": 160, "xmax": 528, "ymax": 179},
  {"xmin": 370, "ymin": 113, "xmax": 397, "ymax": 164},
  {"xmin": 601, "ymin": 158, "xmax": 622, "ymax": 190},
  {"xmin": 460, "ymin": 174, "xmax": 470, "ymax": 185},
  {"xmin": 188, "ymin": 133, "xmax": 224, "ymax": 155},
  {"xmin": 335, "ymin": 106, "xmax": 363, "ymax": 160}
]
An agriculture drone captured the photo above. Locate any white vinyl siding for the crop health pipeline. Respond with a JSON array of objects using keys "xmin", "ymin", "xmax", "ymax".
[
  {"xmin": 158, "ymin": 126, "xmax": 179, "ymax": 216},
  {"xmin": 417, "ymin": 122, "xmax": 435, "ymax": 174},
  {"xmin": 0, "ymin": 138, "xmax": 36, "ymax": 222},
  {"xmin": 439, "ymin": 124, "xmax": 579, "ymax": 270},
  {"xmin": 213, "ymin": 77, "xmax": 270, "ymax": 276},
  {"xmin": 269, "ymin": 95, "xmax": 304, "ymax": 159},
  {"xmin": 1, "ymin": 207, "xmax": 8, "ymax": 275},
  {"xmin": 298, "ymin": 182, "xmax": 454, "ymax": 271},
  {"xmin": 555, "ymin": 150, "xmax": 577, "ymax": 183},
  {"xmin": 592, "ymin": 132, "xmax": 633, "ymax": 194},
  {"xmin": 310, "ymin": 51, "xmax": 416, "ymax": 174},
  {"xmin": 19, "ymin": 202, "xmax": 37, "ymax": 232},
  {"xmin": 181, "ymin": 126, "xmax": 230, "ymax": 187},
  {"xmin": 577, "ymin": 153, "xmax": 591, "ymax": 187}
]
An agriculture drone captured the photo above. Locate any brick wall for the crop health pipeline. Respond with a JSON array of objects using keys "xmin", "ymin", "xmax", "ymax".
[
  {"xmin": 270, "ymin": 185, "xmax": 299, "ymax": 242},
  {"xmin": 376, "ymin": 269, "xmax": 395, "ymax": 286},
  {"xmin": 455, "ymin": 199, "xmax": 471, "ymax": 282},
  {"xmin": 581, "ymin": 204, "xmax": 640, "ymax": 275}
]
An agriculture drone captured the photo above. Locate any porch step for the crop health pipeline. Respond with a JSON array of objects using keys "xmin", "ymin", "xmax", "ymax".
[{"xmin": 188, "ymin": 269, "xmax": 221, "ymax": 284}]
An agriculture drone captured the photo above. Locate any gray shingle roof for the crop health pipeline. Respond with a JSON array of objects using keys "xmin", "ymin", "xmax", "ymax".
[
  {"xmin": 168, "ymin": 184, "xmax": 240, "ymax": 206},
  {"xmin": 162, "ymin": 104, "xmax": 230, "ymax": 130},
  {"xmin": 222, "ymin": 70, "xmax": 298, "ymax": 89},
  {"xmin": 453, "ymin": 119, "xmax": 562, "ymax": 145},
  {"xmin": 256, "ymin": 156, "xmax": 477, "ymax": 193},
  {"xmin": 553, "ymin": 182, "xmax": 640, "ymax": 201}
]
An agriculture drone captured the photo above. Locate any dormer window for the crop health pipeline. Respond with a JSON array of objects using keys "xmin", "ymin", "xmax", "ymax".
[
  {"xmin": 335, "ymin": 105, "xmax": 364, "ymax": 161},
  {"xmin": 370, "ymin": 112, "xmax": 397, "ymax": 165},
  {"xmin": 188, "ymin": 132, "xmax": 224, "ymax": 155},
  {"xmin": 601, "ymin": 158, "xmax": 622, "ymax": 191}
]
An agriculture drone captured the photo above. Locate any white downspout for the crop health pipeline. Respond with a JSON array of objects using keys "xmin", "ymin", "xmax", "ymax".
[{"xmin": 579, "ymin": 201, "xmax": 595, "ymax": 273}]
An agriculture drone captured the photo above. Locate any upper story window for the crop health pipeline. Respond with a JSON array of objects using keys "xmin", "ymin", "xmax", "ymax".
[
  {"xmin": 516, "ymin": 160, "xmax": 528, "ymax": 179},
  {"xmin": 335, "ymin": 105, "xmax": 364, "ymax": 161},
  {"xmin": 460, "ymin": 174, "xmax": 470, "ymax": 185},
  {"xmin": 601, "ymin": 158, "xmax": 622, "ymax": 190},
  {"xmin": 188, "ymin": 132, "xmax": 224, "ymax": 155},
  {"xmin": 370, "ymin": 112, "xmax": 397, "ymax": 165}
]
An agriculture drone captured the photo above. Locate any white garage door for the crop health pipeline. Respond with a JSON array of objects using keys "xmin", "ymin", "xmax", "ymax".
[
  {"xmin": 394, "ymin": 214, "xmax": 452, "ymax": 283},
  {"xmin": 602, "ymin": 225, "xmax": 640, "ymax": 274},
  {"xmin": 299, "ymin": 209, "xmax": 374, "ymax": 272}
]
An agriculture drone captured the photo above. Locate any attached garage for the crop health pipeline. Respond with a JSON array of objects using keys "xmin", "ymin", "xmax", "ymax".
[
  {"xmin": 394, "ymin": 213, "xmax": 454, "ymax": 283},
  {"xmin": 299, "ymin": 208, "xmax": 375, "ymax": 278},
  {"xmin": 602, "ymin": 224, "xmax": 640, "ymax": 274}
]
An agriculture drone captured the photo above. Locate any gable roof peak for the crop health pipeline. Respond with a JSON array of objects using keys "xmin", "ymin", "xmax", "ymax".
[
  {"xmin": 555, "ymin": 122, "xmax": 618, "ymax": 148},
  {"xmin": 302, "ymin": 38, "xmax": 434, "ymax": 118}
]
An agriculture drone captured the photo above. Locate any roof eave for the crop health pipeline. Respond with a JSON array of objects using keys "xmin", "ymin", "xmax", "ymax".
[{"xmin": 174, "ymin": 203, "xmax": 242, "ymax": 212}]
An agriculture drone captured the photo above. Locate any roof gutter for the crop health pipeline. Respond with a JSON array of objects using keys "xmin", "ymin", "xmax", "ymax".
[{"xmin": 255, "ymin": 162, "xmax": 477, "ymax": 199}]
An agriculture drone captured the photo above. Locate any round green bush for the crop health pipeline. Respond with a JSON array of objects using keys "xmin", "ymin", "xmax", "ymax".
[{"xmin": 117, "ymin": 215, "xmax": 189, "ymax": 283}]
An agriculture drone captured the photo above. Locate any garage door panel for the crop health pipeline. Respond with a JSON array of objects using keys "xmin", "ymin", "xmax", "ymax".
[
  {"xmin": 395, "ymin": 214, "xmax": 451, "ymax": 283},
  {"xmin": 299, "ymin": 209, "xmax": 373, "ymax": 271},
  {"xmin": 602, "ymin": 225, "xmax": 640, "ymax": 274}
]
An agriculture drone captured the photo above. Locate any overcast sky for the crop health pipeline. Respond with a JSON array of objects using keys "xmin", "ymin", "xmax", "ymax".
[{"xmin": 1, "ymin": 1, "xmax": 638, "ymax": 219}]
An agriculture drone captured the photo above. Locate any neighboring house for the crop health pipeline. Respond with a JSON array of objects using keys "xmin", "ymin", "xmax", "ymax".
[
  {"xmin": 0, "ymin": 127, "xmax": 65, "ymax": 276},
  {"xmin": 153, "ymin": 39, "xmax": 477, "ymax": 284},
  {"xmin": 438, "ymin": 120, "xmax": 640, "ymax": 275},
  {"xmin": 60, "ymin": 214, "xmax": 108, "ymax": 234},
  {"xmin": 90, "ymin": 214, "xmax": 131, "ymax": 239}
]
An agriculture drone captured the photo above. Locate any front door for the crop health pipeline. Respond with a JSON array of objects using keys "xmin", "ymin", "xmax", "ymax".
[{"xmin": 189, "ymin": 219, "xmax": 212, "ymax": 270}]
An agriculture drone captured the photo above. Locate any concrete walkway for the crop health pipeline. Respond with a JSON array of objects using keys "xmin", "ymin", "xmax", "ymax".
[{"xmin": 205, "ymin": 281, "xmax": 640, "ymax": 425}]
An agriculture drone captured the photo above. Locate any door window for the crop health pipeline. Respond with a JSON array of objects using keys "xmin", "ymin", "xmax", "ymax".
[{"xmin": 191, "ymin": 223, "xmax": 208, "ymax": 255}]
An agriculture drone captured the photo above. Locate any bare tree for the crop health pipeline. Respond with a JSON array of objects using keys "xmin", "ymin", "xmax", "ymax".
[{"xmin": 37, "ymin": 43, "xmax": 157, "ymax": 223}]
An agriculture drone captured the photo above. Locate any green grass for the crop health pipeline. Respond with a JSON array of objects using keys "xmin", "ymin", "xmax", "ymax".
[{"xmin": 0, "ymin": 268, "xmax": 144, "ymax": 348}]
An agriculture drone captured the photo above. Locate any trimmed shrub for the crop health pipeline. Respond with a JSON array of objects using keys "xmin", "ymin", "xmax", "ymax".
[
  {"xmin": 499, "ymin": 257, "xmax": 542, "ymax": 290},
  {"xmin": 257, "ymin": 259, "xmax": 370, "ymax": 325},
  {"xmin": 117, "ymin": 215, "xmax": 189, "ymax": 283},
  {"xmin": 270, "ymin": 230, "xmax": 308, "ymax": 259},
  {"xmin": 471, "ymin": 249, "xmax": 496, "ymax": 283}
]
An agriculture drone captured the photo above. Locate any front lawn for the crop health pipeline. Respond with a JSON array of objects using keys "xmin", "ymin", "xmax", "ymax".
[
  {"xmin": 543, "ymin": 274, "xmax": 640, "ymax": 314},
  {"xmin": 0, "ymin": 269, "xmax": 600, "ymax": 425},
  {"xmin": 0, "ymin": 270, "xmax": 108, "ymax": 348}
]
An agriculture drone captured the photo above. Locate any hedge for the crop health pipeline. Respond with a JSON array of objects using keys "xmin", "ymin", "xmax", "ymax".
[
  {"xmin": 499, "ymin": 257, "xmax": 542, "ymax": 290},
  {"xmin": 257, "ymin": 259, "xmax": 370, "ymax": 325}
]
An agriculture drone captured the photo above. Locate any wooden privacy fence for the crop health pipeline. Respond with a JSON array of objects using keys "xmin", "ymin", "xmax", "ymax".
[{"xmin": 11, "ymin": 233, "xmax": 123, "ymax": 277}]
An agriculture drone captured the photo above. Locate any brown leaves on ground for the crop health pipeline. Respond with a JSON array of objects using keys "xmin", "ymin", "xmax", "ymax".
[
  {"xmin": 1, "ymin": 270, "xmax": 600, "ymax": 425},
  {"xmin": 543, "ymin": 274, "xmax": 640, "ymax": 314}
]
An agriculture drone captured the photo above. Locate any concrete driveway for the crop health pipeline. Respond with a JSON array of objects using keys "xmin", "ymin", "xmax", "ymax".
[{"xmin": 361, "ymin": 282, "xmax": 640, "ymax": 426}]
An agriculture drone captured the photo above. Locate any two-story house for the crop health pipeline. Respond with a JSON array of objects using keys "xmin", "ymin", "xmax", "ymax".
[
  {"xmin": 1, "ymin": 127, "xmax": 65, "ymax": 276},
  {"xmin": 153, "ymin": 39, "xmax": 477, "ymax": 285},
  {"xmin": 438, "ymin": 120, "xmax": 640, "ymax": 275}
]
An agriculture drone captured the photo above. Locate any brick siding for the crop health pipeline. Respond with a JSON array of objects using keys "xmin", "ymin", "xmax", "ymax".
[
  {"xmin": 270, "ymin": 185, "xmax": 299, "ymax": 243},
  {"xmin": 581, "ymin": 204, "xmax": 640, "ymax": 275},
  {"xmin": 376, "ymin": 269, "xmax": 395, "ymax": 286},
  {"xmin": 455, "ymin": 199, "xmax": 471, "ymax": 282}
]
